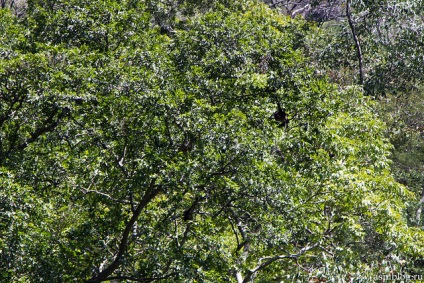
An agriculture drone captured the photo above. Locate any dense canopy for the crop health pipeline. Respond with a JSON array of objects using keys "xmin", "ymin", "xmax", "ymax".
[{"xmin": 1, "ymin": 0, "xmax": 423, "ymax": 282}]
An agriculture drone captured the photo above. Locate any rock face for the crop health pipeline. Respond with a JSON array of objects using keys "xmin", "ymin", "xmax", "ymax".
[
  {"xmin": 1, "ymin": 0, "xmax": 27, "ymax": 17},
  {"xmin": 265, "ymin": 0, "xmax": 344, "ymax": 22}
]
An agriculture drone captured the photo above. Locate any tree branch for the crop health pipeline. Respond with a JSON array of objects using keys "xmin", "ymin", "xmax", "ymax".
[
  {"xmin": 80, "ymin": 187, "xmax": 130, "ymax": 204},
  {"xmin": 241, "ymin": 242, "xmax": 319, "ymax": 283},
  {"xmin": 91, "ymin": 272, "xmax": 177, "ymax": 282},
  {"xmin": 17, "ymin": 107, "xmax": 68, "ymax": 150},
  {"xmin": 97, "ymin": 139, "xmax": 130, "ymax": 179},
  {"xmin": 346, "ymin": 0, "xmax": 364, "ymax": 85},
  {"xmin": 87, "ymin": 179, "xmax": 161, "ymax": 283},
  {"xmin": 228, "ymin": 208, "xmax": 252, "ymax": 283}
]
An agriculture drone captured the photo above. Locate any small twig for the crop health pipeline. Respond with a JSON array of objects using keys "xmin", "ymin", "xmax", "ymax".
[{"xmin": 80, "ymin": 187, "xmax": 130, "ymax": 204}]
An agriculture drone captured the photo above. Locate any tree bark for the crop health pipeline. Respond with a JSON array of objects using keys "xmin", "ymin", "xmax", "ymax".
[
  {"xmin": 88, "ymin": 180, "xmax": 161, "ymax": 283},
  {"xmin": 346, "ymin": 0, "xmax": 364, "ymax": 85}
]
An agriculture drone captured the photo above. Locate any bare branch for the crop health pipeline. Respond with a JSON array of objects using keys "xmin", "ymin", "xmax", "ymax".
[
  {"xmin": 346, "ymin": 0, "xmax": 364, "ymax": 85},
  {"xmin": 80, "ymin": 187, "xmax": 130, "ymax": 204},
  {"xmin": 92, "ymin": 272, "xmax": 177, "ymax": 282},
  {"xmin": 241, "ymin": 242, "xmax": 319, "ymax": 283}
]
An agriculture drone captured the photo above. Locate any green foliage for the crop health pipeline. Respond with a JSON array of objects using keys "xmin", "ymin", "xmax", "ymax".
[
  {"xmin": 306, "ymin": 0, "xmax": 424, "ymax": 95},
  {"xmin": 27, "ymin": 0, "xmax": 151, "ymax": 51},
  {"xmin": 290, "ymin": 1, "xmax": 424, "ymax": 270},
  {"xmin": 1, "ymin": 1, "xmax": 423, "ymax": 282},
  {"xmin": 377, "ymin": 90, "xmax": 424, "ymax": 224}
]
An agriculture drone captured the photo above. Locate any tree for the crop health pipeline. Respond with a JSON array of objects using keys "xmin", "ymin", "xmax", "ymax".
[
  {"xmin": 1, "ymin": 1, "xmax": 423, "ymax": 282},
  {"xmin": 268, "ymin": 0, "xmax": 424, "ymax": 241}
]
